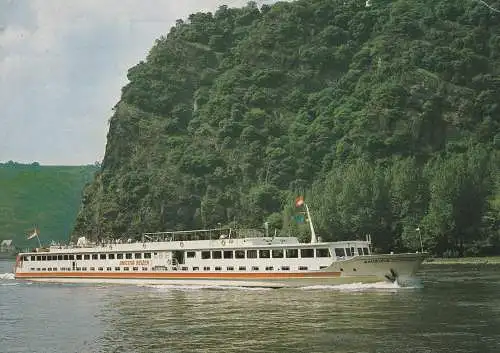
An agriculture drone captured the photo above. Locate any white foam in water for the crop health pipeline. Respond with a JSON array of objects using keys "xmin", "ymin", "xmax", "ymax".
[
  {"xmin": 0, "ymin": 272, "xmax": 15, "ymax": 280},
  {"xmin": 300, "ymin": 281, "xmax": 403, "ymax": 291},
  {"xmin": 142, "ymin": 284, "xmax": 272, "ymax": 292}
]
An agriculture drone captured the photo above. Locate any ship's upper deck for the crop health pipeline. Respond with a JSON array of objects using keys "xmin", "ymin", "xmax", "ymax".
[{"xmin": 20, "ymin": 226, "xmax": 371, "ymax": 256}]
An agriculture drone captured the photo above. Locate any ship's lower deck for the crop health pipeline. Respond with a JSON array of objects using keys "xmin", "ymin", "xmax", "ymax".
[
  {"xmin": 14, "ymin": 250, "xmax": 427, "ymax": 288},
  {"xmin": 14, "ymin": 272, "xmax": 385, "ymax": 288}
]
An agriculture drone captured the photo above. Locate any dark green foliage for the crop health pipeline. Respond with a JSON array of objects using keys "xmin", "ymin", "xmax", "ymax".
[
  {"xmin": 0, "ymin": 162, "xmax": 98, "ymax": 248},
  {"xmin": 73, "ymin": 0, "xmax": 499, "ymax": 256}
]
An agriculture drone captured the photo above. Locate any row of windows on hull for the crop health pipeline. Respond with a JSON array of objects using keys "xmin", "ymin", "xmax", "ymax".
[
  {"xmin": 23, "ymin": 246, "xmax": 369, "ymax": 262},
  {"xmin": 25, "ymin": 252, "xmax": 151, "ymax": 261},
  {"xmin": 28, "ymin": 265, "xmax": 325, "ymax": 272}
]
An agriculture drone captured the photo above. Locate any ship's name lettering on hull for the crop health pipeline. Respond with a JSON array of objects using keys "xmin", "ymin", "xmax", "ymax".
[{"xmin": 119, "ymin": 260, "xmax": 150, "ymax": 266}]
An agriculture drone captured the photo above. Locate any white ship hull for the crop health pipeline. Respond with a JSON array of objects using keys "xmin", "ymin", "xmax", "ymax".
[
  {"xmin": 14, "ymin": 206, "xmax": 426, "ymax": 288},
  {"xmin": 15, "ymin": 252, "xmax": 425, "ymax": 288}
]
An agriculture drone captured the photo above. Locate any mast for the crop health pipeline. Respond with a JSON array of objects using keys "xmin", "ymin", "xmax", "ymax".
[{"xmin": 304, "ymin": 203, "xmax": 317, "ymax": 244}]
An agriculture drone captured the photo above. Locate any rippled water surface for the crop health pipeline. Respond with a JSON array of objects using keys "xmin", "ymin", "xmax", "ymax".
[{"xmin": 1, "ymin": 261, "xmax": 499, "ymax": 353}]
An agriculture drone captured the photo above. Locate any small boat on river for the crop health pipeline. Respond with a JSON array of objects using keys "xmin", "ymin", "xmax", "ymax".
[{"xmin": 14, "ymin": 204, "xmax": 426, "ymax": 287}]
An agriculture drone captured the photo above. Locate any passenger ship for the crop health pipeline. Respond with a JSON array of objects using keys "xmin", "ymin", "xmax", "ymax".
[{"xmin": 14, "ymin": 206, "xmax": 426, "ymax": 288}]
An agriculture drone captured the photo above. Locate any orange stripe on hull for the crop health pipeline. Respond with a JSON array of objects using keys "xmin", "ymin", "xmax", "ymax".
[{"xmin": 15, "ymin": 271, "xmax": 341, "ymax": 280}]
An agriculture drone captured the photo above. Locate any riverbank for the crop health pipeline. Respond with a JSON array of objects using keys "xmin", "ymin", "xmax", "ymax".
[{"xmin": 424, "ymin": 256, "xmax": 500, "ymax": 265}]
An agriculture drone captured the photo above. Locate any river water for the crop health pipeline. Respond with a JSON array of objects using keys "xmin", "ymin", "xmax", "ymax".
[{"xmin": 1, "ymin": 260, "xmax": 499, "ymax": 353}]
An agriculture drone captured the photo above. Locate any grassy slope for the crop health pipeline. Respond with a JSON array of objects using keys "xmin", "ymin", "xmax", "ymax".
[{"xmin": 0, "ymin": 163, "xmax": 97, "ymax": 249}]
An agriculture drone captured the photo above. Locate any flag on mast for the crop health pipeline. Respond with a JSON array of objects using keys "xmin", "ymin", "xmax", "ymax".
[{"xmin": 295, "ymin": 196, "xmax": 304, "ymax": 208}]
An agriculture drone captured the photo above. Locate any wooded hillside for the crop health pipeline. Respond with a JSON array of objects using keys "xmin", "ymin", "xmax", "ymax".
[{"xmin": 73, "ymin": 0, "xmax": 500, "ymax": 256}]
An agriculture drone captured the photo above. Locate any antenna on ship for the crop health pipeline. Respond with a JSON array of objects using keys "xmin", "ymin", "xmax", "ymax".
[
  {"xmin": 295, "ymin": 196, "xmax": 317, "ymax": 244},
  {"xmin": 304, "ymin": 203, "xmax": 317, "ymax": 244}
]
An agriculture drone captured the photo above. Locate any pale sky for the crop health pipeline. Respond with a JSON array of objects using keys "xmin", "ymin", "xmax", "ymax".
[{"xmin": 0, "ymin": 0, "xmax": 272, "ymax": 166}]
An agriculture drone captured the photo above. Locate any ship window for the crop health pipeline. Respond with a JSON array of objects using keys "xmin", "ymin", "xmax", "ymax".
[
  {"xmin": 100, "ymin": 254, "xmax": 106, "ymax": 260},
  {"xmin": 251, "ymin": 266, "xmax": 259, "ymax": 271},
  {"xmin": 223, "ymin": 250, "xmax": 233, "ymax": 259},
  {"xmin": 203, "ymin": 266, "xmax": 210, "ymax": 271},
  {"xmin": 42, "ymin": 268, "xmax": 46, "ymax": 271},
  {"xmin": 259, "ymin": 250, "xmax": 270, "ymax": 258},
  {"xmin": 30, "ymin": 256, "xmax": 35, "ymax": 261},
  {"xmin": 98, "ymin": 267, "xmax": 104, "ymax": 271},
  {"xmin": 90, "ymin": 267, "xmax": 95, "ymax": 271},
  {"xmin": 47, "ymin": 256, "xmax": 52, "ymax": 261},
  {"xmin": 357, "ymin": 248, "xmax": 362, "ymax": 255},
  {"xmin": 351, "ymin": 247, "xmax": 355, "ymax": 256},
  {"xmin": 123, "ymin": 267, "xmax": 129, "ymax": 271},
  {"xmin": 335, "ymin": 248, "xmax": 345, "ymax": 257},
  {"xmin": 134, "ymin": 253, "xmax": 142, "ymax": 259},
  {"xmin": 63, "ymin": 255, "xmax": 68, "ymax": 260},
  {"xmin": 346, "ymin": 248, "xmax": 352, "ymax": 257},
  {"xmin": 106, "ymin": 267, "xmax": 112, "ymax": 271},
  {"xmin": 281, "ymin": 266, "xmax": 290, "ymax": 271},
  {"xmin": 42, "ymin": 256, "xmax": 47, "ymax": 261},
  {"xmin": 212, "ymin": 251, "xmax": 222, "ymax": 259},
  {"xmin": 201, "ymin": 251, "xmax": 211, "ymax": 259},
  {"xmin": 272, "ymin": 249, "xmax": 283, "ymax": 258},
  {"xmin": 235, "ymin": 250, "xmax": 245, "ymax": 259},
  {"xmin": 92, "ymin": 254, "xmax": 98, "ymax": 260},
  {"xmin": 142, "ymin": 267, "xmax": 148, "ymax": 271},
  {"xmin": 76, "ymin": 255, "xmax": 82, "ymax": 260},
  {"xmin": 69, "ymin": 255, "xmax": 75, "ymax": 260},
  {"xmin": 238, "ymin": 266, "xmax": 246, "ymax": 271},
  {"xmin": 36, "ymin": 268, "xmax": 41, "ymax": 271},
  {"xmin": 265, "ymin": 266, "xmax": 274, "ymax": 271},
  {"xmin": 126, "ymin": 253, "xmax": 132, "ymax": 259},
  {"xmin": 117, "ymin": 253, "xmax": 123, "ymax": 259},
  {"xmin": 181, "ymin": 267, "xmax": 188, "ymax": 271},
  {"xmin": 300, "ymin": 249, "xmax": 314, "ymax": 258},
  {"xmin": 363, "ymin": 247, "xmax": 369, "ymax": 255},
  {"xmin": 48, "ymin": 268, "xmax": 53, "ymax": 271},
  {"xmin": 84, "ymin": 254, "xmax": 90, "ymax": 260},
  {"xmin": 133, "ymin": 267, "xmax": 138, "ymax": 271},
  {"xmin": 247, "ymin": 250, "xmax": 257, "ymax": 259},
  {"xmin": 30, "ymin": 267, "xmax": 35, "ymax": 271},
  {"xmin": 299, "ymin": 266, "xmax": 308, "ymax": 270},
  {"xmin": 58, "ymin": 255, "xmax": 63, "ymax": 260},
  {"xmin": 215, "ymin": 266, "xmax": 222, "ymax": 271},
  {"xmin": 144, "ymin": 253, "xmax": 151, "ymax": 259},
  {"xmin": 320, "ymin": 266, "xmax": 327, "ymax": 269},
  {"xmin": 172, "ymin": 267, "xmax": 177, "ymax": 271},
  {"xmin": 316, "ymin": 248, "xmax": 330, "ymax": 257},
  {"xmin": 227, "ymin": 266, "xmax": 234, "ymax": 271},
  {"xmin": 192, "ymin": 266, "xmax": 199, "ymax": 271},
  {"xmin": 186, "ymin": 251, "xmax": 196, "ymax": 258},
  {"xmin": 115, "ymin": 267, "xmax": 120, "ymax": 271},
  {"xmin": 285, "ymin": 249, "xmax": 298, "ymax": 258},
  {"xmin": 108, "ymin": 254, "xmax": 115, "ymax": 260},
  {"xmin": 23, "ymin": 256, "xmax": 29, "ymax": 261}
]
